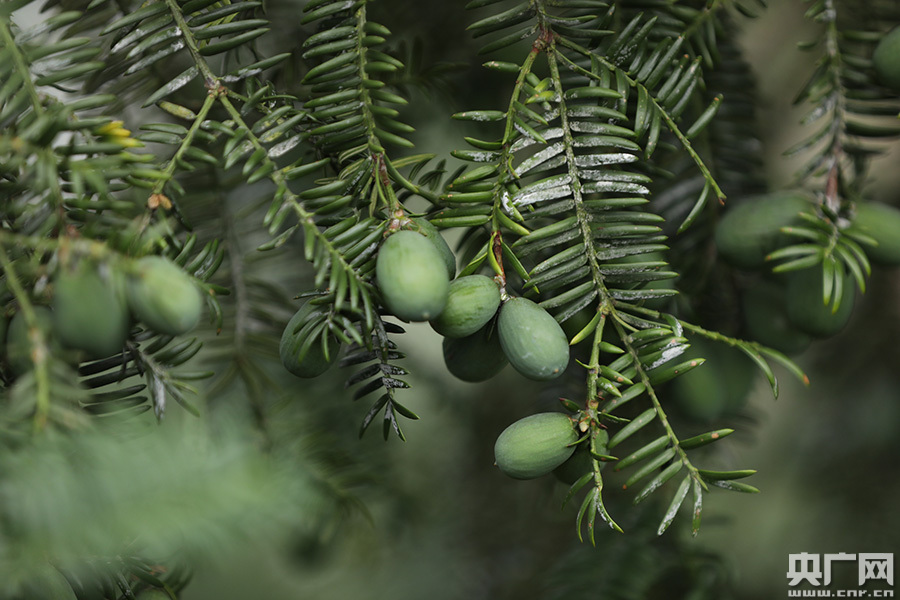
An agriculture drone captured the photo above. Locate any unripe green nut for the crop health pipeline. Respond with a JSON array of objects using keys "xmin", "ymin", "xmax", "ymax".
[
  {"xmin": 669, "ymin": 338, "xmax": 756, "ymax": 421},
  {"xmin": 873, "ymin": 27, "xmax": 900, "ymax": 91},
  {"xmin": 494, "ymin": 412, "xmax": 578, "ymax": 480},
  {"xmin": 846, "ymin": 202, "xmax": 900, "ymax": 266},
  {"xmin": 430, "ymin": 275, "xmax": 501, "ymax": 338},
  {"xmin": 280, "ymin": 303, "xmax": 340, "ymax": 378},
  {"xmin": 411, "ymin": 217, "xmax": 456, "ymax": 278},
  {"xmin": 52, "ymin": 262, "xmax": 129, "ymax": 358},
  {"xmin": 498, "ymin": 297, "xmax": 569, "ymax": 381},
  {"xmin": 785, "ymin": 267, "xmax": 855, "ymax": 338},
  {"xmin": 126, "ymin": 257, "xmax": 203, "ymax": 336},
  {"xmin": 715, "ymin": 192, "xmax": 812, "ymax": 270},
  {"xmin": 442, "ymin": 323, "xmax": 507, "ymax": 382},
  {"xmin": 7, "ymin": 306, "xmax": 53, "ymax": 376},
  {"xmin": 376, "ymin": 230, "xmax": 450, "ymax": 321},
  {"xmin": 741, "ymin": 281, "xmax": 811, "ymax": 355}
]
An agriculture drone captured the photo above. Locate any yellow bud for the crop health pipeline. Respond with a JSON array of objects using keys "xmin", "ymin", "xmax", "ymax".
[{"xmin": 94, "ymin": 120, "xmax": 125, "ymax": 136}]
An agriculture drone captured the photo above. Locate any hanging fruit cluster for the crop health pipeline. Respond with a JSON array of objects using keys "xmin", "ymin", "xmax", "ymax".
[
  {"xmin": 277, "ymin": 218, "xmax": 583, "ymax": 478},
  {"xmin": 265, "ymin": 0, "xmax": 899, "ymax": 541},
  {"xmin": 716, "ymin": 192, "xmax": 900, "ymax": 351},
  {"xmin": 3, "ymin": 255, "xmax": 203, "ymax": 376},
  {"xmin": 280, "ymin": 221, "xmax": 571, "ymax": 387}
]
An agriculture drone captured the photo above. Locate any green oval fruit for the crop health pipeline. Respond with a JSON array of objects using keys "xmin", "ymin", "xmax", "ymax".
[
  {"xmin": 7, "ymin": 306, "xmax": 53, "ymax": 375},
  {"xmin": 494, "ymin": 412, "xmax": 578, "ymax": 480},
  {"xmin": 785, "ymin": 267, "xmax": 855, "ymax": 338},
  {"xmin": 669, "ymin": 338, "xmax": 756, "ymax": 421},
  {"xmin": 53, "ymin": 263, "xmax": 128, "ymax": 358},
  {"xmin": 497, "ymin": 297, "xmax": 569, "ymax": 381},
  {"xmin": 742, "ymin": 281, "xmax": 811, "ymax": 355},
  {"xmin": 430, "ymin": 275, "xmax": 501, "ymax": 338},
  {"xmin": 126, "ymin": 257, "xmax": 203, "ymax": 336},
  {"xmin": 376, "ymin": 230, "xmax": 450, "ymax": 321},
  {"xmin": 442, "ymin": 324, "xmax": 507, "ymax": 382},
  {"xmin": 412, "ymin": 217, "xmax": 456, "ymax": 278},
  {"xmin": 873, "ymin": 27, "xmax": 900, "ymax": 91},
  {"xmin": 553, "ymin": 429, "xmax": 608, "ymax": 485},
  {"xmin": 280, "ymin": 303, "xmax": 341, "ymax": 378},
  {"xmin": 715, "ymin": 192, "xmax": 812, "ymax": 270},
  {"xmin": 847, "ymin": 202, "xmax": 900, "ymax": 266}
]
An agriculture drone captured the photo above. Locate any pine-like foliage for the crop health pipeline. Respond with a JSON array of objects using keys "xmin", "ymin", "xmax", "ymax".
[
  {"xmin": 766, "ymin": 0, "xmax": 900, "ymax": 304},
  {"xmin": 1, "ymin": 0, "xmax": 898, "ymax": 597},
  {"xmin": 443, "ymin": 0, "xmax": 810, "ymax": 539}
]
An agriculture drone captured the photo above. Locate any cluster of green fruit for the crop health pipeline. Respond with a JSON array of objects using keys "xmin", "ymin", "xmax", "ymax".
[
  {"xmin": 2, "ymin": 256, "xmax": 203, "ymax": 375},
  {"xmin": 277, "ymin": 221, "xmax": 585, "ymax": 482},
  {"xmin": 666, "ymin": 191, "xmax": 900, "ymax": 422},
  {"xmin": 379, "ymin": 222, "xmax": 572, "ymax": 382},
  {"xmin": 715, "ymin": 192, "xmax": 900, "ymax": 351},
  {"xmin": 280, "ymin": 218, "xmax": 572, "ymax": 384},
  {"xmin": 492, "ymin": 412, "xmax": 607, "ymax": 484}
]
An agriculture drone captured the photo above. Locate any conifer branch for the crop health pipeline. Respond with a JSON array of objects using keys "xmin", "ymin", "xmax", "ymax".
[{"xmin": 555, "ymin": 37, "xmax": 726, "ymax": 204}]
